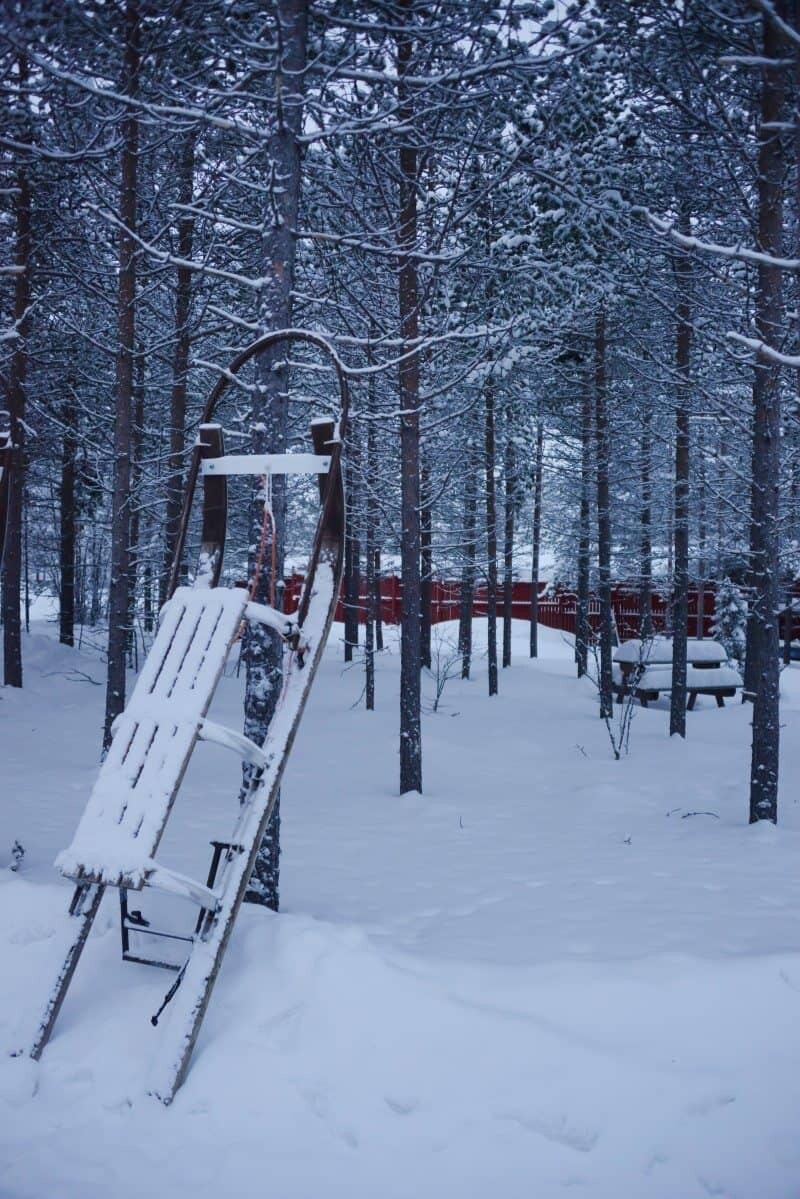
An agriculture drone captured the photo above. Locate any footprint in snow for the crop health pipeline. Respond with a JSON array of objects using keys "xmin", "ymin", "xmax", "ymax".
[
  {"xmin": 385, "ymin": 1094, "xmax": 419, "ymax": 1116},
  {"xmin": 495, "ymin": 1109, "xmax": 599, "ymax": 1154}
]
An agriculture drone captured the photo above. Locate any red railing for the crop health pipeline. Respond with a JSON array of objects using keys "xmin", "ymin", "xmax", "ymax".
[{"xmin": 282, "ymin": 575, "xmax": 719, "ymax": 640}]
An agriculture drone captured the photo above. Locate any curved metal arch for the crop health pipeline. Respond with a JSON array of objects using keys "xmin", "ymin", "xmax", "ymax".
[{"xmin": 166, "ymin": 330, "xmax": 350, "ymax": 603}]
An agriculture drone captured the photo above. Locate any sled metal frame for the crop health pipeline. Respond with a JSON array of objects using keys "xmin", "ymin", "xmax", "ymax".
[{"xmin": 29, "ymin": 331, "xmax": 348, "ymax": 1103}]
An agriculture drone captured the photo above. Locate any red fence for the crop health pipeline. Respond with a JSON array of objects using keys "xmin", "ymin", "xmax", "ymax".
[{"xmin": 283, "ymin": 575, "xmax": 718, "ymax": 640}]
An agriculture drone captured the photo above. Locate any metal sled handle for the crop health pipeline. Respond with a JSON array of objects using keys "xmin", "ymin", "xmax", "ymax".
[{"xmin": 166, "ymin": 329, "xmax": 350, "ymax": 603}]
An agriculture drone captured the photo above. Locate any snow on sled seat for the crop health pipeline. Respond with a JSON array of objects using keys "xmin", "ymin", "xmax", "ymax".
[{"xmin": 56, "ymin": 586, "xmax": 248, "ymax": 889}]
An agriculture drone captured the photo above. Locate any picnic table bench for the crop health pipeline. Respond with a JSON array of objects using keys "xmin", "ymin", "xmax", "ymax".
[{"xmin": 612, "ymin": 638, "xmax": 742, "ymax": 709}]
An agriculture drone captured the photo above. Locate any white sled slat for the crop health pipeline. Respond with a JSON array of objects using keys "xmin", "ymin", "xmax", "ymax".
[{"xmin": 56, "ymin": 587, "xmax": 247, "ymax": 889}]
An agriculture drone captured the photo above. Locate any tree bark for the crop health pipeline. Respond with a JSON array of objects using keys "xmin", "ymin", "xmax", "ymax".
[
  {"xmin": 697, "ymin": 438, "xmax": 707, "ymax": 640},
  {"xmin": 459, "ymin": 435, "xmax": 477, "ymax": 679},
  {"xmin": 749, "ymin": 10, "xmax": 785, "ymax": 824},
  {"xmin": 59, "ymin": 393, "xmax": 78, "ymax": 648},
  {"xmin": 485, "ymin": 379, "xmax": 498, "ymax": 697},
  {"xmin": 397, "ymin": 7, "xmax": 422, "ymax": 792},
  {"xmin": 364, "ymin": 362, "xmax": 378, "ymax": 710},
  {"xmin": 502, "ymin": 407, "xmax": 515, "ymax": 669},
  {"xmin": 2, "ymin": 53, "xmax": 31, "ymax": 688},
  {"xmin": 161, "ymin": 130, "xmax": 195, "ymax": 602},
  {"xmin": 375, "ymin": 548, "xmax": 384, "ymax": 651},
  {"xmin": 103, "ymin": 5, "xmax": 139, "ymax": 748},
  {"xmin": 638, "ymin": 408, "xmax": 653, "ymax": 641},
  {"xmin": 126, "ymin": 346, "xmax": 145, "ymax": 669},
  {"xmin": 670, "ymin": 204, "xmax": 692, "ymax": 739},
  {"xmin": 530, "ymin": 419, "xmax": 543, "ymax": 659},
  {"xmin": 420, "ymin": 464, "xmax": 432, "ymax": 670},
  {"xmin": 343, "ymin": 431, "xmax": 360, "ymax": 662},
  {"xmin": 576, "ymin": 380, "xmax": 592, "ymax": 677},
  {"xmin": 243, "ymin": 0, "xmax": 308, "ymax": 905},
  {"xmin": 594, "ymin": 310, "xmax": 613, "ymax": 718}
]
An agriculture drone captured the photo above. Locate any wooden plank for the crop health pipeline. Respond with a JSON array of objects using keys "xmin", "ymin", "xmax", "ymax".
[{"xmin": 201, "ymin": 452, "xmax": 330, "ymax": 476}]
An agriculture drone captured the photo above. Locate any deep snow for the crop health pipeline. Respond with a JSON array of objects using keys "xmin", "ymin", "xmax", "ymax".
[{"xmin": 1, "ymin": 618, "xmax": 799, "ymax": 1198}]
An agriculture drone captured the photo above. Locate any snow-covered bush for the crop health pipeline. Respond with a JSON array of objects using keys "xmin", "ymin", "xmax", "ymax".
[{"xmin": 711, "ymin": 577, "xmax": 748, "ymax": 667}]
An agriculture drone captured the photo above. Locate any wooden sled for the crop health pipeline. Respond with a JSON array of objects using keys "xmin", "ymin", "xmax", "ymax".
[{"xmin": 28, "ymin": 331, "xmax": 348, "ymax": 1104}]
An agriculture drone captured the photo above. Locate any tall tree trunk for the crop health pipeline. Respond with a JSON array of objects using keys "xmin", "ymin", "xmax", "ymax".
[
  {"xmin": 715, "ymin": 426, "xmax": 728, "ymax": 580},
  {"xmin": 576, "ymin": 380, "xmax": 592, "ymax": 677},
  {"xmin": 59, "ymin": 393, "xmax": 78, "ymax": 648},
  {"xmin": 530, "ymin": 419, "xmax": 543, "ymax": 659},
  {"xmin": 126, "ymin": 347, "xmax": 145, "ymax": 669},
  {"xmin": 243, "ymin": 0, "xmax": 308, "ymax": 905},
  {"xmin": 502, "ymin": 407, "xmax": 515, "ymax": 668},
  {"xmin": 749, "ymin": 10, "xmax": 785, "ymax": 824},
  {"xmin": 2, "ymin": 53, "xmax": 31, "ymax": 688},
  {"xmin": 143, "ymin": 564, "xmax": 153, "ymax": 634},
  {"xmin": 397, "ymin": 7, "xmax": 422, "ymax": 793},
  {"xmin": 459, "ymin": 435, "xmax": 477, "ymax": 679},
  {"xmin": 343, "ymin": 431, "xmax": 360, "ymax": 662},
  {"xmin": 161, "ymin": 130, "xmax": 195, "ymax": 601},
  {"xmin": 697, "ymin": 438, "xmax": 707, "ymax": 640},
  {"xmin": 103, "ymin": 5, "xmax": 139, "ymax": 748},
  {"xmin": 420, "ymin": 464, "xmax": 432, "ymax": 670},
  {"xmin": 485, "ymin": 379, "xmax": 498, "ymax": 697},
  {"xmin": 364, "ymin": 361, "xmax": 378, "ymax": 710},
  {"xmin": 670, "ymin": 205, "xmax": 692, "ymax": 739},
  {"xmin": 374, "ymin": 548, "xmax": 384, "ymax": 651},
  {"xmin": 638, "ymin": 408, "xmax": 653, "ymax": 640},
  {"xmin": 595, "ymin": 310, "xmax": 613, "ymax": 718}
]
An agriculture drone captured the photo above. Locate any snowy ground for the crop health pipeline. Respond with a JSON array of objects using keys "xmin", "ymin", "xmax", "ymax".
[{"xmin": 1, "ymin": 618, "xmax": 799, "ymax": 1198}]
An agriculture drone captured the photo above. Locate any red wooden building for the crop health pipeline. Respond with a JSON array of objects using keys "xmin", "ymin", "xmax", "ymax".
[{"xmin": 282, "ymin": 575, "xmax": 719, "ymax": 640}]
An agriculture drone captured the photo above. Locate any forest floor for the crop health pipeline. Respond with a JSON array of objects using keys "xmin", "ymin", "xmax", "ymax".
[{"xmin": 0, "ymin": 617, "xmax": 799, "ymax": 1199}]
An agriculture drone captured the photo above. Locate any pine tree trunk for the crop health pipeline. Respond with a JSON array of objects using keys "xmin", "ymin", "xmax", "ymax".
[
  {"xmin": 343, "ymin": 436, "xmax": 360, "ymax": 663},
  {"xmin": 638, "ymin": 409, "xmax": 653, "ymax": 641},
  {"xmin": 59, "ymin": 394, "xmax": 77, "ymax": 648},
  {"xmin": 375, "ymin": 549, "xmax": 384, "ymax": 651},
  {"xmin": 364, "ymin": 369, "xmax": 377, "ymax": 710},
  {"xmin": 143, "ymin": 564, "xmax": 153, "ymax": 634},
  {"xmin": 576, "ymin": 382, "xmax": 591, "ymax": 677},
  {"xmin": 420, "ymin": 465, "xmax": 432, "ymax": 670},
  {"xmin": 485, "ymin": 380, "xmax": 498, "ymax": 697},
  {"xmin": 126, "ymin": 348, "xmax": 145, "ymax": 669},
  {"xmin": 595, "ymin": 310, "xmax": 613, "ymax": 718},
  {"xmin": 749, "ymin": 11, "xmax": 785, "ymax": 824},
  {"xmin": 670, "ymin": 207, "xmax": 692, "ymax": 739},
  {"xmin": 243, "ymin": 0, "xmax": 308, "ymax": 905},
  {"xmin": 502, "ymin": 409, "xmax": 515, "ymax": 669},
  {"xmin": 397, "ymin": 8, "xmax": 422, "ymax": 793},
  {"xmin": 530, "ymin": 419, "xmax": 543, "ymax": 659},
  {"xmin": 459, "ymin": 436, "xmax": 477, "ymax": 680},
  {"xmin": 103, "ymin": 5, "xmax": 139, "ymax": 749},
  {"xmin": 2, "ymin": 53, "xmax": 31, "ymax": 689},
  {"xmin": 697, "ymin": 442, "xmax": 707, "ymax": 640},
  {"xmin": 161, "ymin": 130, "xmax": 195, "ymax": 602}
]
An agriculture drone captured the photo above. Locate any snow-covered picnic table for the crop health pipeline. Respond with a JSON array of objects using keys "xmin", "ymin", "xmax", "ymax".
[{"xmin": 612, "ymin": 638, "xmax": 742, "ymax": 708}]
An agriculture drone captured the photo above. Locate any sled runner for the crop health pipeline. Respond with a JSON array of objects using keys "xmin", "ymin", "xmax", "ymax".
[{"xmin": 29, "ymin": 331, "xmax": 347, "ymax": 1103}]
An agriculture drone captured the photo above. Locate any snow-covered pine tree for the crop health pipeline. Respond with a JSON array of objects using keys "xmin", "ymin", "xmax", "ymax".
[{"xmin": 711, "ymin": 578, "xmax": 748, "ymax": 669}]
